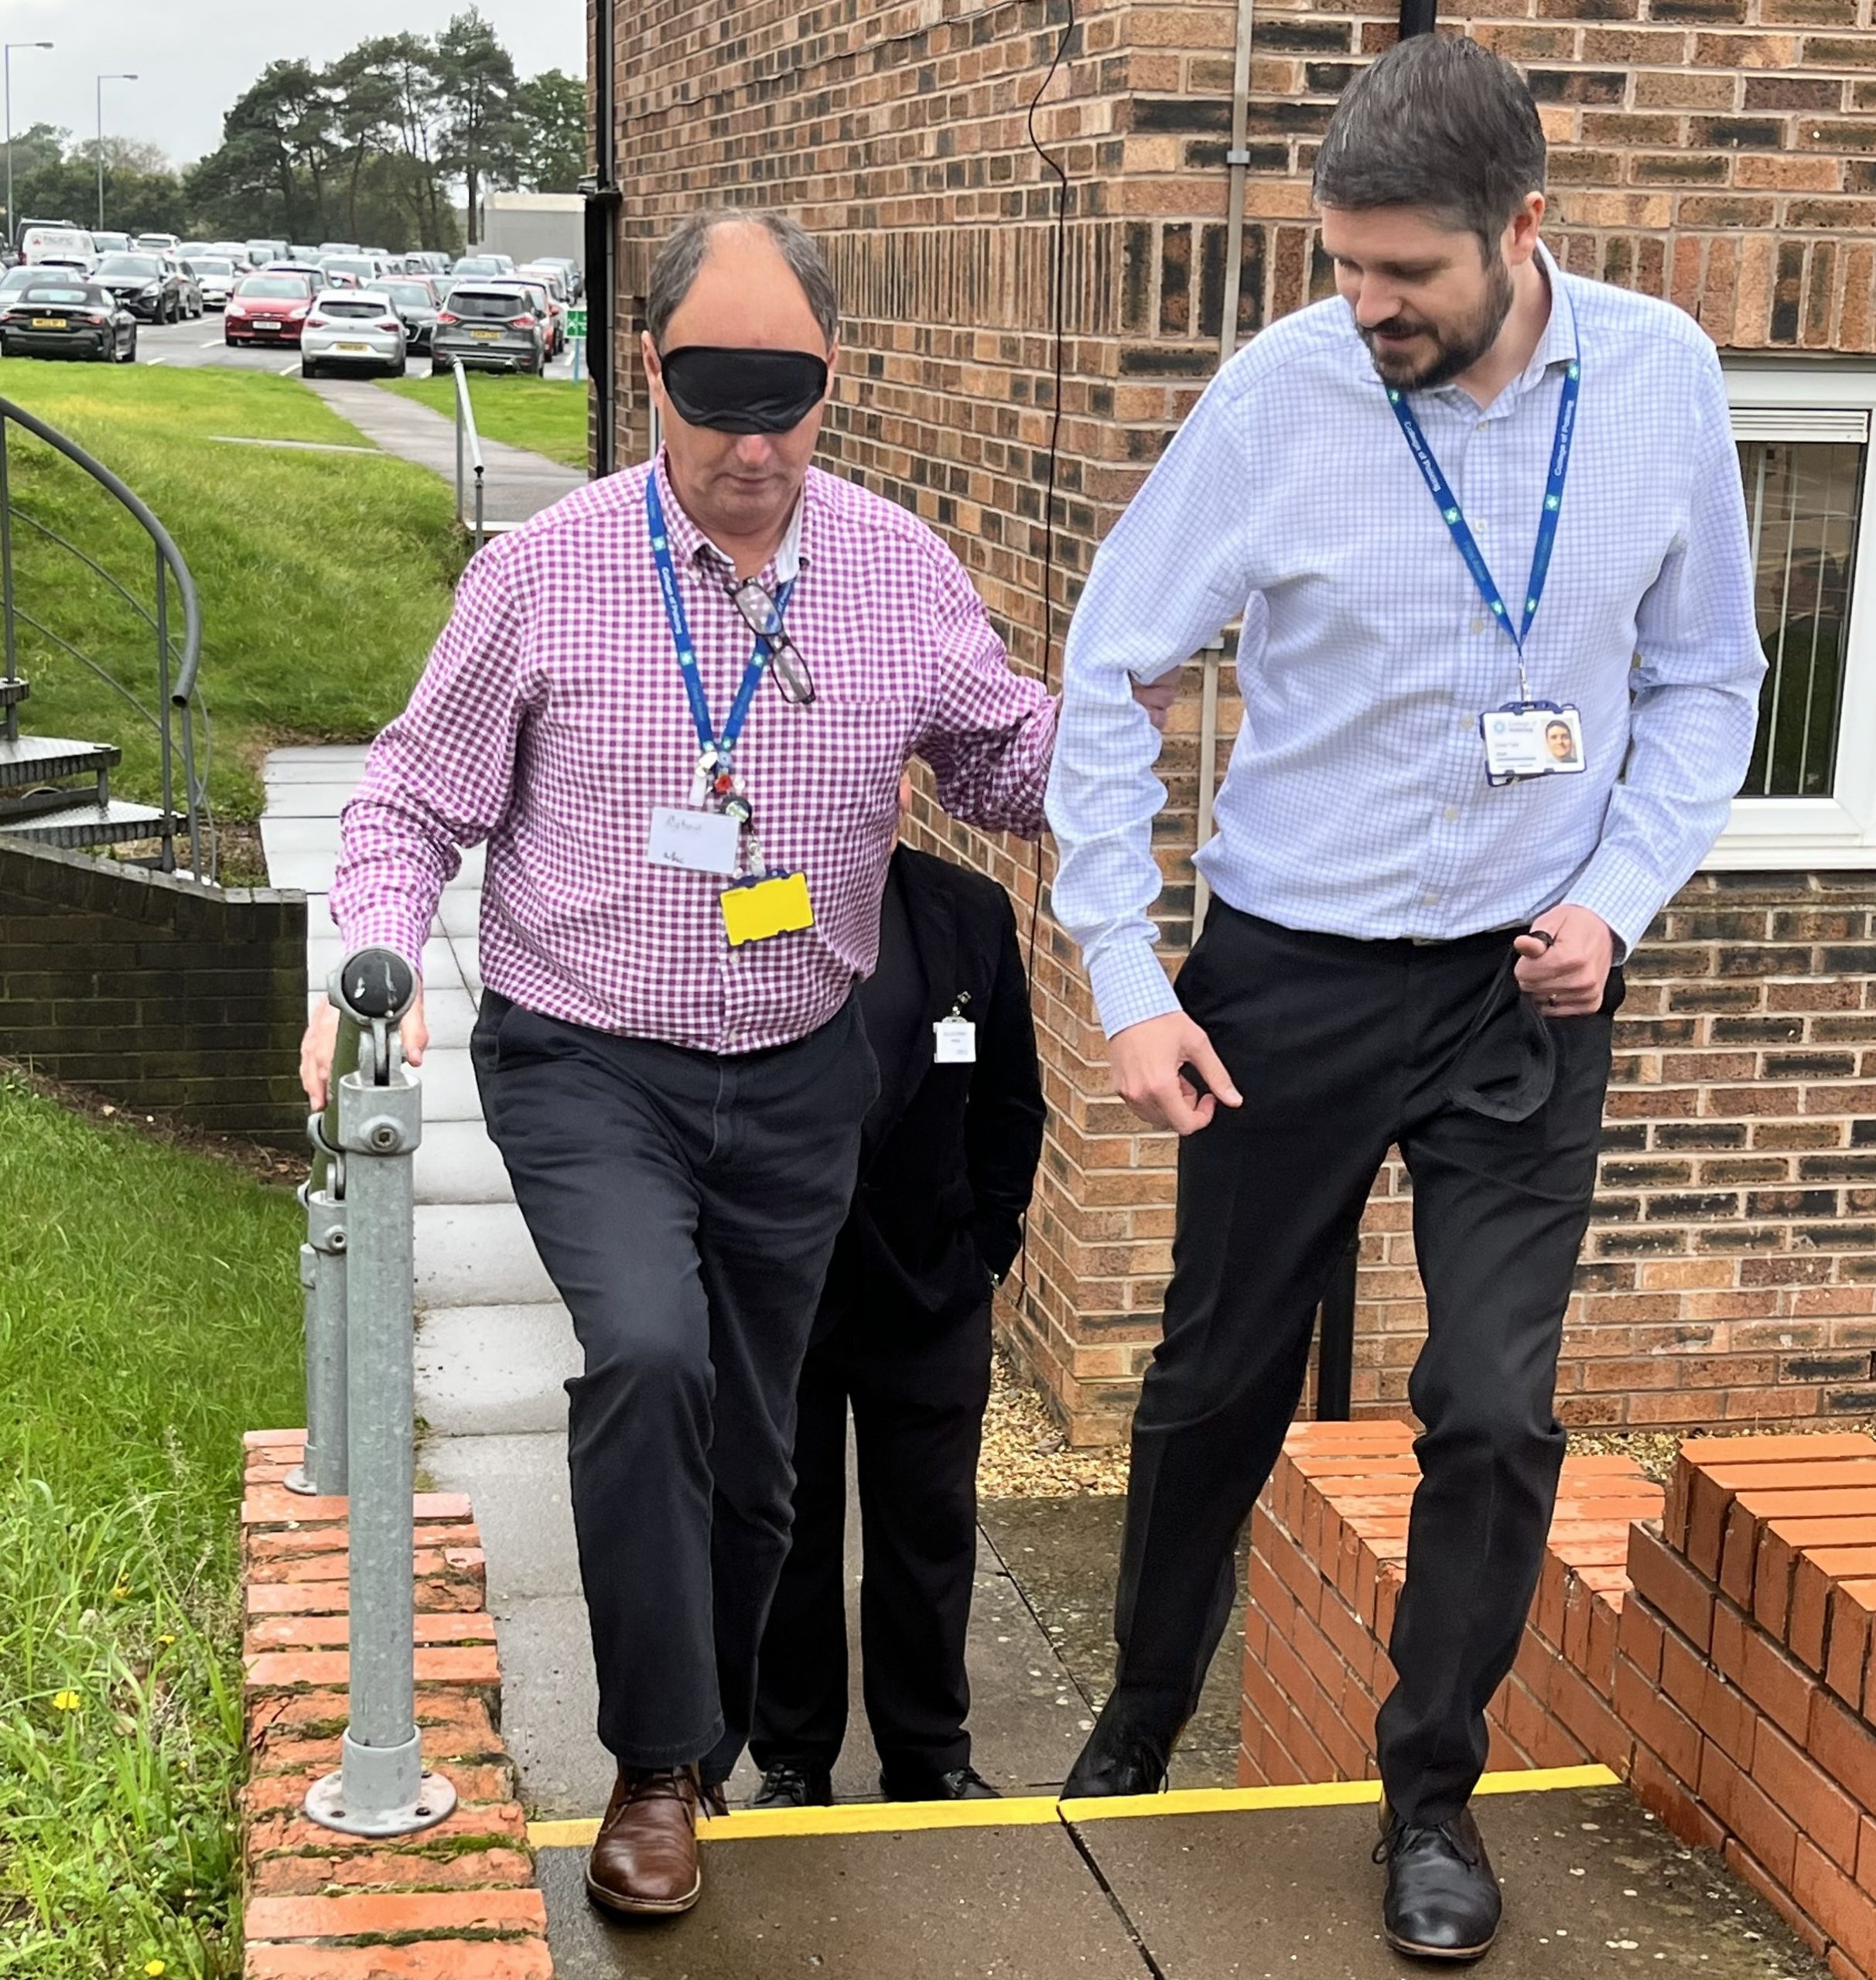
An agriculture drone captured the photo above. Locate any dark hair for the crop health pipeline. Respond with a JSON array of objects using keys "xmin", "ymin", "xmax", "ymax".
[
  {"xmin": 645, "ymin": 208, "xmax": 839, "ymax": 348},
  {"xmin": 1312, "ymin": 37, "xmax": 1546, "ymax": 251}
]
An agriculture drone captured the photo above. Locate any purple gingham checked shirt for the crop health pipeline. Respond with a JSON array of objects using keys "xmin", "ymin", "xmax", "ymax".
[{"xmin": 330, "ymin": 456, "xmax": 1056, "ymax": 1053}]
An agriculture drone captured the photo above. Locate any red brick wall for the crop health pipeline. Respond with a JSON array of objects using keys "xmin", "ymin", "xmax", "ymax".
[{"xmin": 603, "ymin": 0, "xmax": 1876, "ymax": 1442}]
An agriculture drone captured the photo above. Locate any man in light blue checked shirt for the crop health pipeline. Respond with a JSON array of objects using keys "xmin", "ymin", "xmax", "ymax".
[{"xmin": 1047, "ymin": 36, "xmax": 1763, "ymax": 1964}]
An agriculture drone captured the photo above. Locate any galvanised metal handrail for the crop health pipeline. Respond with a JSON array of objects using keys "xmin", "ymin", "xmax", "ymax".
[
  {"xmin": 0, "ymin": 391, "xmax": 210, "ymax": 878},
  {"xmin": 449, "ymin": 358, "xmax": 486, "ymax": 554}
]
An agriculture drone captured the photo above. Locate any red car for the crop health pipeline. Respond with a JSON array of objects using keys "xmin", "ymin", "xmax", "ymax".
[{"xmin": 224, "ymin": 272, "xmax": 314, "ymax": 346}]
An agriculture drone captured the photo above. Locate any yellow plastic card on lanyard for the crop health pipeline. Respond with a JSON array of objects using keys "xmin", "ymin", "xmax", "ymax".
[{"xmin": 721, "ymin": 871, "xmax": 815, "ymax": 947}]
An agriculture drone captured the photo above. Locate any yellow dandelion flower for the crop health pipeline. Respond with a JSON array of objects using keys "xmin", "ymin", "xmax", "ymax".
[
  {"xmin": 145, "ymin": 1962, "xmax": 167, "ymax": 1978},
  {"xmin": 156, "ymin": 1634, "xmax": 176, "ymax": 1647},
  {"xmin": 111, "ymin": 1583, "xmax": 132, "ymax": 1600},
  {"xmin": 50, "ymin": 1690, "xmax": 80, "ymax": 1712}
]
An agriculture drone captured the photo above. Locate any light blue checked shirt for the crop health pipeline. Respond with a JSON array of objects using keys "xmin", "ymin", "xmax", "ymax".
[{"xmin": 1047, "ymin": 244, "xmax": 1765, "ymax": 1037}]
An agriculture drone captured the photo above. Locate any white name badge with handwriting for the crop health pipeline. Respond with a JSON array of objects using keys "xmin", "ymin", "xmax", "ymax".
[
  {"xmin": 934, "ymin": 1017, "xmax": 977, "ymax": 1064},
  {"xmin": 648, "ymin": 806, "xmax": 741, "ymax": 876}
]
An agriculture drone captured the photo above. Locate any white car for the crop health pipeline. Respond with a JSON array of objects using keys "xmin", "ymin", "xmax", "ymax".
[
  {"xmin": 300, "ymin": 288, "xmax": 407, "ymax": 378},
  {"xmin": 190, "ymin": 254, "xmax": 240, "ymax": 309}
]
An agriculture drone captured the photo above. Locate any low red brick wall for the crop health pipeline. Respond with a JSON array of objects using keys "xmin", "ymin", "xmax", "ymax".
[
  {"xmin": 1243, "ymin": 1422, "xmax": 1876, "ymax": 1980},
  {"xmin": 240, "ymin": 1430, "xmax": 552, "ymax": 1979}
]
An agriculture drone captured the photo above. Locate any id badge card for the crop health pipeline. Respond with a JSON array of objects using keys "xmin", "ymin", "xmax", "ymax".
[
  {"xmin": 1478, "ymin": 702, "xmax": 1587, "ymax": 787},
  {"xmin": 934, "ymin": 1016, "xmax": 976, "ymax": 1064},
  {"xmin": 648, "ymin": 805, "xmax": 741, "ymax": 876},
  {"xmin": 721, "ymin": 871, "xmax": 814, "ymax": 947}
]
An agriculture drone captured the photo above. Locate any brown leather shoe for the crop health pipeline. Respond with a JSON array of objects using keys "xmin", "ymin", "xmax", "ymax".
[{"xmin": 585, "ymin": 1765, "xmax": 716, "ymax": 1917}]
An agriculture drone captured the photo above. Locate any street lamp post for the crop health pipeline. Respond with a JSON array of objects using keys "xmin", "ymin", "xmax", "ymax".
[
  {"xmin": 4, "ymin": 43, "xmax": 54, "ymax": 253},
  {"xmin": 96, "ymin": 73, "xmax": 137, "ymax": 232}
]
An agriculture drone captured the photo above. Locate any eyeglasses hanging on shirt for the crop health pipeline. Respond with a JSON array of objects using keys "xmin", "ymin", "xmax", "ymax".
[{"xmin": 724, "ymin": 575, "xmax": 815, "ymax": 706}]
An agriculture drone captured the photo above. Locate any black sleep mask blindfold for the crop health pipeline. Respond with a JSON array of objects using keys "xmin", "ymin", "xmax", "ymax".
[{"xmin": 660, "ymin": 345, "xmax": 829, "ymax": 434}]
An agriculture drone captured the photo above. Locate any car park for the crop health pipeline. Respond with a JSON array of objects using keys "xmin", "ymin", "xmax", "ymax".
[
  {"xmin": 376, "ymin": 277, "xmax": 442, "ymax": 353},
  {"xmin": 189, "ymin": 254, "xmax": 240, "ymax": 309},
  {"xmin": 91, "ymin": 253, "xmax": 183, "ymax": 323},
  {"xmin": 0, "ymin": 276, "xmax": 136, "ymax": 362},
  {"xmin": 300, "ymin": 288, "xmax": 407, "ymax": 378},
  {"xmin": 224, "ymin": 271, "xmax": 313, "ymax": 346},
  {"xmin": 430, "ymin": 281, "xmax": 545, "ymax": 376},
  {"xmin": 170, "ymin": 260, "xmax": 206, "ymax": 318}
]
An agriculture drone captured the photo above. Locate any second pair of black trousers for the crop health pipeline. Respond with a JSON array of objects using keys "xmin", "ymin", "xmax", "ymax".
[
  {"xmin": 471, "ymin": 989, "xmax": 878, "ymax": 1784},
  {"xmin": 750, "ymin": 1302, "xmax": 993, "ymax": 1780},
  {"xmin": 1112, "ymin": 904, "xmax": 1618, "ymax": 1828}
]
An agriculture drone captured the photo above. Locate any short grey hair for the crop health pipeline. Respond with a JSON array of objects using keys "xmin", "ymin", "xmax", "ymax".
[
  {"xmin": 1313, "ymin": 37, "xmax": 1546, "ymax": 252},
  {"xmin": 645, "ymin": 208, "xmax": 840, "ymax": 348}
]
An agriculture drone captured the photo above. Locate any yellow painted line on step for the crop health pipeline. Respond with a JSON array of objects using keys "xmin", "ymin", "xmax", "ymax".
[{"xmin": 525, "ymin": 1764, "xmax": 1618, "ymax": 1851}]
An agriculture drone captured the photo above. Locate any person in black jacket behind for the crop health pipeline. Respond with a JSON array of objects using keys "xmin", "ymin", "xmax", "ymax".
[{"xmin": 749, "ymin": 777, "xmax": 1047, "ymax": 1805}]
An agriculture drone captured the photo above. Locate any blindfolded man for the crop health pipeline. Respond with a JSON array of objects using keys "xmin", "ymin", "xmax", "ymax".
[
  {"xmin": 305, "ymin": 208, "xmax": 1063, "ymax": 1923},
  {"xmin": 1046, "ymin": 37, "xmax": 1762, "ymax": 1965}
]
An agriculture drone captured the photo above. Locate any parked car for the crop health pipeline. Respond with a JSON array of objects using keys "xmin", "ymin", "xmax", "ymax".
[
  {"xmin": 176, "ymin": 241, "xmax": 216, "ymax": 262},
  {"xmin": 449, "ymin": 254, "xmax": 510, "ymax": 282},
  {"xmin": 0, "ymin": 276, "xmax": 136, "ymax": 361},
  {"xmin": 20, "ymin": 224, "xmax": 95, "ymax": 269},
  {"xmin": 543, "ymin": 256, "xmax": 583, "ymax": 302},
  {"xmin": 287, "ymin": 244, "xmax": 321, "ymax": 261},
  {"xmin": 263, "ymin": 259, "xmax": 329, "ymax": 285},
  {"xmin": 247, "ymin": 237, "xmax": 289, "ymax": 266},
  {"xmin": 377, "ymin": 277, "xmax": 442, "ymax": 353},
  {"xmin": 509, "ymin": 274, "xmax": 565, "ymax": 354},
  {"xmin": 318, "ymin": 242, "xmax": 361, "ymax": 257},
  {"xmin": 91, "ymin": 252, "xmax": 183, "ymax": 323},
  {"xmin": 189, "ymin": 254, "xmax": 240, "ymax": 309},
  {"xmin": 170, "ymin": 259, "xmax": 206, "ymax": 318},
  {"xmin": 224, "ymin": 271, "xmax": 313, "ymax": 346},
  {"xmin": 404, "ymin": 250, "xmax": 449, "ymax": 277},
  {"xmin": 430, "ymin": 282, "xmax": 545, "ymax": 376},
  {"xmin": 134, "ymin": 232, "xmax": 179, "ymax": 254},
  {"xmin": 300, "ymin": 288, "xmax": 406, "ymax": 378},
  {"xmin": 89, "ymin": 230, "xmax": 132, "ymax": 258},
  {"xmin": 319, "ymin": 254, "xmax": 381, "ymax": 290},
  {"xmin": 0, "ymin": 265, "xmax": 45, "ymax": 300}
]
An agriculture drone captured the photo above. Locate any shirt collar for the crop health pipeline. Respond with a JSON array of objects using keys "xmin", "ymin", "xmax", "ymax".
[
  {"xmin": 1519, "ymin": 240, "xmax": 1579, "ymax": 391},
  {"xmin": 652, "ymin": 449, "xmax": 812, "ymax": 587}
]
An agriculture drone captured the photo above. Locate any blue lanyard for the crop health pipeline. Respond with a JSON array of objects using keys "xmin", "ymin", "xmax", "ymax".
[
  {"xmin": 1386, "ymin": 353, "xmax": 1580, "ymax": 691},
  {"xmin": 644, "ymin": 473, "xmax": 795, "ymax": 765}
]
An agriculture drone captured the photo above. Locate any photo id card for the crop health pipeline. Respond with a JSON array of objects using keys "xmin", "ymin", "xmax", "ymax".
[
  {"xmin": 1478, "ymin": 702, "xmax": 1588, "ymax": 787},
  {"xmin": 933, "ymin": 1016, "xmax": 977, "ymax": 1064},
  {"xmin": 648, "ymin": 805, "xmax": 742, "ymax": 876}
]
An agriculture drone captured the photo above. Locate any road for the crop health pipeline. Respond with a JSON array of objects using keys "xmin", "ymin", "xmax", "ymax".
[{"xmin": 130, "ymin": 309, "xmax": 581, "ymax": 381}]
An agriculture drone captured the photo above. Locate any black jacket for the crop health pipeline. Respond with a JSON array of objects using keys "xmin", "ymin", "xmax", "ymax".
[{"xmin": 818, "ymin": 845, "xmax": 1046, "ymax": 1333}]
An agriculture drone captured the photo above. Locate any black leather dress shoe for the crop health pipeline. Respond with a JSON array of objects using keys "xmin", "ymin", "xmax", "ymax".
[
  {"xmin": 1061, "ymin": 1692, "xmax": 1181, "ymax": 1798},
  {"xmin": 1374, "ymin": 1803, "xmax": 1502, "ymax": 1961},
  {"xmin": 750, "ymin": 1761, "xmax": 834, "ymax": 1808},
  {"xmin": 878, "ymin": 1763, "xmax": 1000, "ymax": 1801}
]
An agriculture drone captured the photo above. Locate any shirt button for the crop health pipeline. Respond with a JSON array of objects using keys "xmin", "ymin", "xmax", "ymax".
[
  {"xmin": 1421, "ymin": 892, "xmax": 1441, "ymax": 906},
  {"xmin": 1470, "ymin": 617, "xmax": 1487, "ymax": 635},
  {"xmin": 1474, "ymin": 419, "xmax": 1488, "ymax": 432},
  {"xmin": 1443, "ymin": 806, "xmax": 1460, "ymax": 822}
]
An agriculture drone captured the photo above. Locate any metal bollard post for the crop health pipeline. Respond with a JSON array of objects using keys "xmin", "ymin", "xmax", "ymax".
[
  {"xmin": 285, "ymin": 1022, "xmax": 358, "ymax": 1498},
  {"xmin": 303, "ymin": 947, "xmax": 456, "ymax": 1839}
]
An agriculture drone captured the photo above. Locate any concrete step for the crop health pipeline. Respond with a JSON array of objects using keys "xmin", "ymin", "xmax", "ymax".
[
  {"xmin": 414, "ymin": 1199, "xmax": 555, "ymax": 1305},
  {"xmin": 414, "ymin": 1302, "xmax": 577, "ymax": 1432},
  {"xmin": 414, "ymin": 1117, "xmax": 511, "ymax": 1203}
]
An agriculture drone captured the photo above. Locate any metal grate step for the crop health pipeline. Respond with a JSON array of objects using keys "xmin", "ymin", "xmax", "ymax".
[
  {"xmin": 0, "ymin": 798, "xmax": 173, "ymax": 850},
  {"xmin": 0, "ymin": 733, "xmax": 120, "ymax": 788}
]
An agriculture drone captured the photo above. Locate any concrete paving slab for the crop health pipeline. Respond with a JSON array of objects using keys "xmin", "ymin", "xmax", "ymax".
[
  {"xmin": 260, "ymin": 781, "xmax": 365, "ymax": 818},
  {"xmin": 412, "ymin": 985, "xmax": 481, "ymax": 1052},
  {"xmin": 434, "ymin": 889, "xmax": 483, "ymax": 937},
  {"xmin": 447, "ymin": 934, "xmax": 484, "ymax": 992},
  {"xmin": 420, "ymin": 1429, "xmax": 580, "ymax": 1599},
  {"xmin": 261, "ymin": 813, "xmax": 345, "ymax": 855},
  {"xmin": 265, "ymin": 744, "xmax": 372, "ymax": 770},
  {"xmin": 414, "ymin": 1200, "xmax": 556, "ymax": 1304},
  {"xmin": 979, "ymin": 1496, "xmax": 1244, "ymax": 1788},
  {"xmin": 1075, "ymin": 1782, "xmax": 1829, "ymax": 1980},
  {"xmin": 415, "ymin": 1302, "xmax": 578, "ymax": 1435},
  {"xmin": 487, "ymin": 1593, "xmax": 610, "ymax": 1819},
  {"xmin": 265, "ymin": 850, "xmax": 347, "ymax": 894},
  {"xmin": 415, "ymin": 1117, "xmax": 511, "ymax": 1203},
  {"xmin": 402, "ymin": 1048, "xmax": 484, "ymax": 1122},
  {"xmin": 537, "ymin": 1824, "xmax": 1147, "ymax": 1979}
]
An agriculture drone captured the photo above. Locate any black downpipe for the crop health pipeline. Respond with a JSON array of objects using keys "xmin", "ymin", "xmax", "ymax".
[
  {"xmin": 1398, "ymin": 0, "xmax": 1438, "ymax": 33},
  {"xmin": 580, "ymin": 0, "xmax": 620, "ymax": 476}
]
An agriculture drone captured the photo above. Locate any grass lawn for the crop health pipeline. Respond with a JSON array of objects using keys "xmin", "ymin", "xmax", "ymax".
[
  {"xmin": 0, "ymin": 1074, "xmax": 305, "ymax": 1976},
  {"xmin": 0, "ymin": 361, "xmax": 464, "ymax": 826},
  {"xmin": 381, "ymin": 370, "xmax": 588, "ymax": 468}
]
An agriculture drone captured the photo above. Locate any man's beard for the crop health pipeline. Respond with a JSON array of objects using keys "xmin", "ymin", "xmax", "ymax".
[{"xmin": 1359, "ymin": 251, "xmax": 1515, "ymax": 392}]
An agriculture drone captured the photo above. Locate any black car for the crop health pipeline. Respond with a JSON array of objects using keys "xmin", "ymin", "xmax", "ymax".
[
  {"xmin": 0, "ymin": 279, "xmax": 137, "ymax": 362},
  {"xmin": 91, "ymin": 252, "xmax": 183, "ymax": 324},
  {"xmin": 378, "ymin": 277, "xmax": 441, "ymax": 352}
]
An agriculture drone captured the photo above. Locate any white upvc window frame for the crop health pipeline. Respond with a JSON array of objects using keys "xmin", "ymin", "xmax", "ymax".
[{"xmin": 1710, "ymin": 362, "xmax": 1876, "ymax": 869}]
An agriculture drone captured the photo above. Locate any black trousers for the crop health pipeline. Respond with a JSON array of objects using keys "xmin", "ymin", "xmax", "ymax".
[
  {"xmin": 471, "ymin": 990, "xmax": 877, "ymax": 1783},
  {"xmin": 1114, "ymin": 904, "xmax": 1617, "ymax": 1828},
  {"xmin": 750, "ymin": 1302, "xmax": 993, "ymax": 1780}
]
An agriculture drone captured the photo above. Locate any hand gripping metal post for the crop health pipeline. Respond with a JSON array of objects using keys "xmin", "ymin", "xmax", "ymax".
[{"xmin": 302, "ymin": 947, "xmax": 457, "ymax": 1839}]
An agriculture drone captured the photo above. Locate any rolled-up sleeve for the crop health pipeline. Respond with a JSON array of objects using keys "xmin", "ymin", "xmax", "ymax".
[
  {"xmin": 914, "ymin": 538, "xmax": 1058, "ymax": 839},
  {"xmin": 330, "ymin": 546, "xmax": 534, "ymax": 973},
  {"xmin": 1565, "ymin": 345, "xmax": 1765, "ymax": 955}
]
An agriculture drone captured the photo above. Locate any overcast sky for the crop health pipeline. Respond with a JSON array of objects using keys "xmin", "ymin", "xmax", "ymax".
[{"xmin": 2, "ymin": 0, "xmax": 585, "ymax": 168}]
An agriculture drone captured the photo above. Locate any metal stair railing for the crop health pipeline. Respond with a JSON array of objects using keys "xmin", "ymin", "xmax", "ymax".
[
  {"xmin": 0, "ymin": 391, "xmax": 211, "ymax": 878},
  {"xmin": 292, "ymin": 946, "xmax": 456, "ymax": 1841},
  {"xmin": 449, "ymin": 359, "xmax": 486, "ymax": 555}
]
